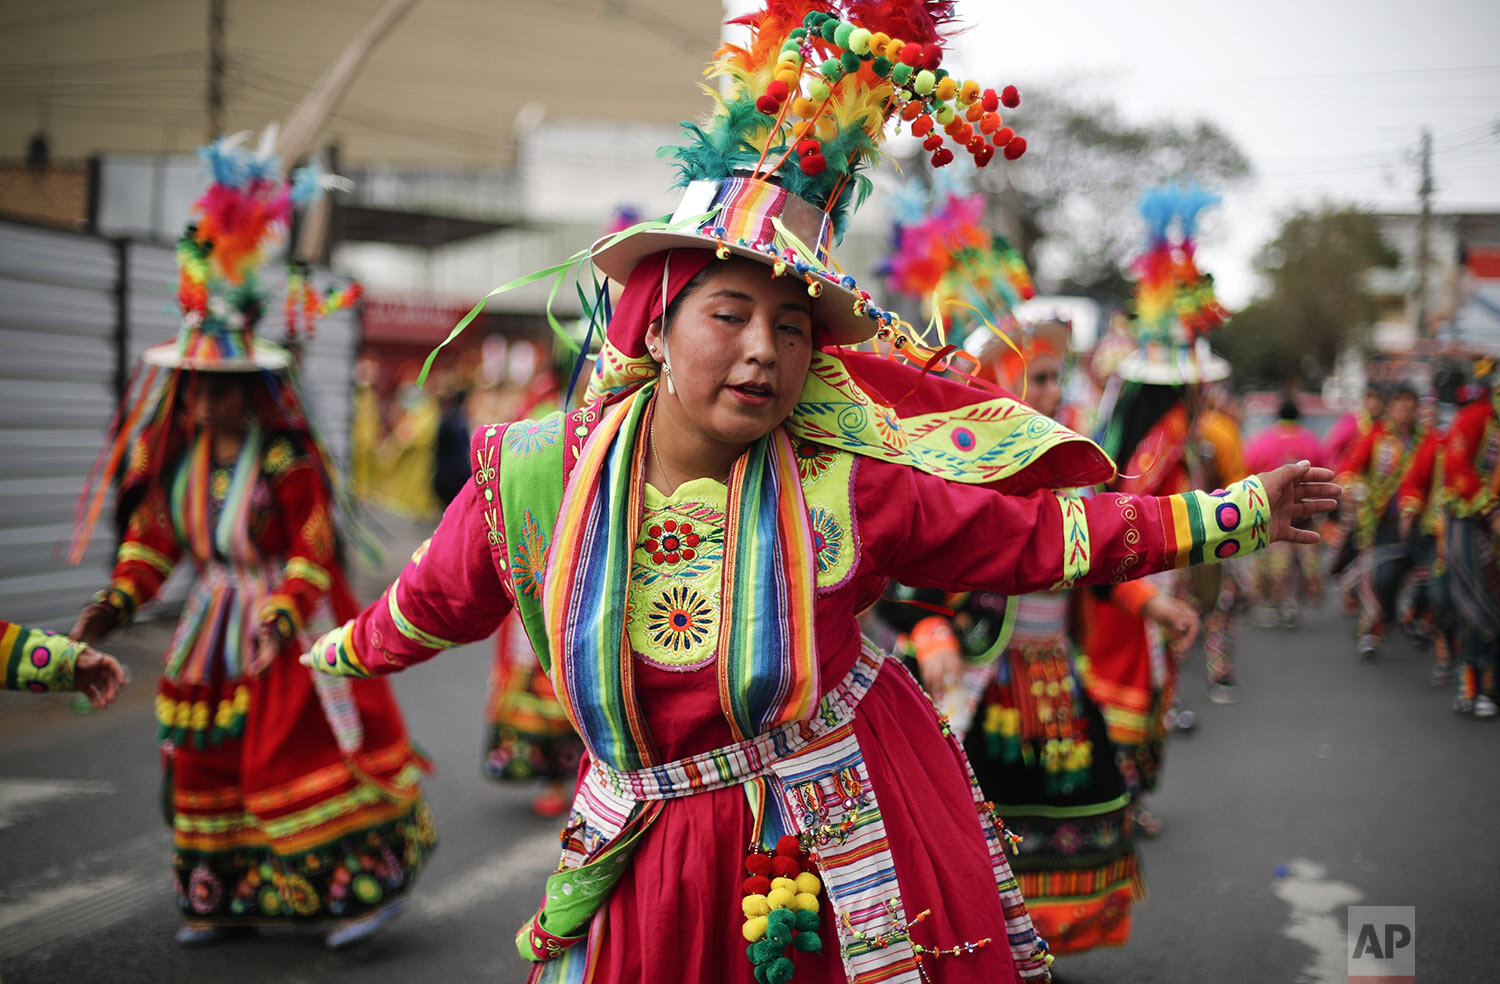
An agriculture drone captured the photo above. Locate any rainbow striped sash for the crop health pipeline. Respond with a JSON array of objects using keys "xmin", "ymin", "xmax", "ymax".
[{"xmin": 542, "ymin": 386, "xmax": 819, "ymax": 771}]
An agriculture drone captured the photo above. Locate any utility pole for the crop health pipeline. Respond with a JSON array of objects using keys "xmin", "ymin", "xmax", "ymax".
[
  {"xmin": 1415, "ymin": 127, "xmax": 1433, "ymax": 345},
  {"xmin": 207, "ymin": 0, "xmax": 226, "ymax": 139}
]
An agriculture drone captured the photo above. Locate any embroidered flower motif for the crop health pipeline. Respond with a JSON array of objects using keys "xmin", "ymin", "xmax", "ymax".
[
  {"xmin": 645, "ymin": 586, "xmax": 714, "ymax": 654},
  {"xmin": 282, "ymin": 873, "xmax": 321, "ymax": 916},
  {"xmin": 188, "ymin": 864, "xmax": 223, "ymax": 915},
  {"xmin": 300, "ymin": 504, "xmax": 334, "ymax": 557},
  {"xmin": 513, "ymin": 510, "xmax": 548, "ymax": 600},
  {"xmin": 644, "ymin": 519, "xmax": 701, "ymax": 565},
  {"xmin": 263, "ymin": 437, "xmax": 296, "ymax": 475},
  {"xmin": 809, "ymin": 507, "xmax": 843, "ymax": 574},
  {"xmin": 506, "ymin": 416, "xmax": 561, "ymax": 456},
  {"xmin": 793, "ymin": 440, "xmax": 838, "ymax": 483},
  {"xmin": 874, "ymin": 407, "xmax": 907, "ymax": 450},
  {"xmin": 210, "ymin": 468, "xmax": 231, "ymax": 502}
]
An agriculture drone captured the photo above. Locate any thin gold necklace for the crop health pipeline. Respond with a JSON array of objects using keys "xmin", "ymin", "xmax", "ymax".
[{"xmin": 649, "ymin": 414, "xmax": 677, "ymax": 492}]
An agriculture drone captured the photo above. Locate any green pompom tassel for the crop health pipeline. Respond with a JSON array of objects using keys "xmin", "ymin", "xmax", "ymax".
[
  {"xmin": 839, "ymin": 50, "xmax": 860, "ymax": 74},
  {"xmin": 871, "ymin": 56, "xmax": 892, "ymax": 78},
  {"xmin": 792, "ymin": 930, "xmax": 822, "ymax": 954},
  {"xmin": 891, "ymin": 63, "xmax": 913, "ymax": 86},
  {"xmin": 793, "ymin": 909, "xmax": 820, "ymax": 932},
  {"xmin": 765, "ymin": 956, "xmax": 796, "ymax": 984}
]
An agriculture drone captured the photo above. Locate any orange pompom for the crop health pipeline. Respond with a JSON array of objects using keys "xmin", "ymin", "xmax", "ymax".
[
  {"xmin": 911, "ymin": 114, "xmax": 934, "ymax": 137},
  {"xmin": 965, "ymin": 102, "xmax": 984, "ymax": 122},
  {"xmin": 979, "ymin": 112, "xmax": 1001, "ymax": 134},
  {"xmin": 901, "ymin": 100, "xmax": 923, "ymax": 121}
]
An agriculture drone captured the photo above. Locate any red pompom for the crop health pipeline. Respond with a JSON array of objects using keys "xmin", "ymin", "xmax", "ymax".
[
  {"xmin": 756, "ymin": 94, "xmax": 780, "ymax": 115},
  {"xmin": 901, "ymin": 100, "xmax": 923, "ymax": 121},
  {"xmin": 921, "ymin": 46, "xmax": 942, "ymax": 71},
  {"xmin": 796, "ymin": 138, "xmax": 821, "ymax": 157},
  {"xmin": 775, "ymin": 835, "xmax": 803, "ymax": 857},
  {"xmin": 1001, "ymin": 85, "xmax": 1021, "ymax": 108},
  {"xmin": 931, "ymin": 147, "xmax": 955, "ymax": 167},
  {"xmin": 993, "ymin": 126, "xmax": 1014, "ymax": 147},
  {"xmin": 766, "ymin": 80, "xmax": 789, "ymax": 101},
  {"xmin": 745, "ymin": 853, "xmax": 773, "ymax": 877},
  {"xmin": 771, "ymin": 856, "xmax": 802, "ymax": 879},
  {"xmin": 944, "ymin": 117, "xmax": 965, "ymax": 135},
  {"xmin": 981, "ymin": 88, "xmax": 999, "ymax": 112},
  {"xmin": 799, "ymin": 152, "xmax": 827, "ymax": 176},
  {"xmin": 743, "ymin": 875, "xmax": 773, "ymax": 896},
  {"xmin": 910, "ymin": 114, "xmax": 934, "ymax": 137},
  {"xmin": 974, "ymin": 145, "xmax": 995, "ymax": 166},
  {"xmin": 1003, "ymin": 136, "xmax": 1027, "ymax": 160},
  {"xmin": 966, "ymin": 134, "xmax": 986, "ymax": 153},
  {"xmin": 899, "ymin": 43, "xmax": 923, "ymax": 67},
  {"xmin": 922, "ymin": 133, "xmax": 944, "ymax": 151},
  {"xmin": 955, "ymin": 123, "xmax": 974, "ymax": 143}
]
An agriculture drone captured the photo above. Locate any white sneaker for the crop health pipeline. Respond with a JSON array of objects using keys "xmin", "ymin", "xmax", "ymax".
[{"xmin": 1473, "ymin": 695, "xmax": 1498, "ymax": 719}]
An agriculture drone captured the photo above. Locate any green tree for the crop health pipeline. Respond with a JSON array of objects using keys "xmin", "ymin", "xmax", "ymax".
[
  {"xmin": 1216, "ymin": 207, "xmax": 1399, "ymax": 387},
  {"xmin": 976, "ymin": 89, "xmax": 1252, "ymax": 293}
]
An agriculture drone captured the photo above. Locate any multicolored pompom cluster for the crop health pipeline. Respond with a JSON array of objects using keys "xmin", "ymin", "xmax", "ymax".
[
  {"xmin": 741, "ymin": 835, "xmax": 823, "ymax": 983},
  {"xmin": 285, "ymin": 263, "xmax": 364, "ymax": 340},
  {"xmin": 668, "ymin": 1, "xmax": 1029, "ymax": 237}
]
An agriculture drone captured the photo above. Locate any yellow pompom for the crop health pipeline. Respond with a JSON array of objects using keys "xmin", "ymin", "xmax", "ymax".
[
  {"xmin": 793, "ymin": 892, "xmax": 820, "ymax": 913},
  {"xmin": 886, "ymin": 38, "xmax": 905, "ymax": 61},
  {"xmin": 815, "ymin": 118, "xmax": 836, "ymax": 140},
  {"xmin": 770, "ymin": 877, "xmax": 797, "ymax": 893},
  {"xmin": 742, "ymin": 916, "xmax": 768, "ymax": 942},
  {"xmin": 794, "ymin": 872, "xmax": 822, "ymax": 895},
  {"xmin": 792, "ymin": 96, "xmax": 817, "ymax": 118},
  {"xmin": 767, "ymin": 887, "xmax": 796, "ymax": 910},
  {"xmin": 869, "ymin": 31, "xmax": 889, "ymax": 56},
  {"xmin": 742, "ymin": 894, "xmax": 771, "ymax": 918},
  {"xmin": 775, "ymin": 68, "xmax": 799, "ymax": 86},
  {"xmin": 935, "ymin": 77, "xmax": 958, "ymax": 101},
  {"xmin": 960, "ymin": 79, "xmax": 981, "ymax": 104}
]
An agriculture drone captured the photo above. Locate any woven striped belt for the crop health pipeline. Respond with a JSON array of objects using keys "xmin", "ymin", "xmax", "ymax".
[
  {"xmin": 587, "ymin": 640, "xmax": 884, "ymax": 801},
  {"xmin": 526, "ymin": 640, "xmax": 1052, "ymax": 984}
]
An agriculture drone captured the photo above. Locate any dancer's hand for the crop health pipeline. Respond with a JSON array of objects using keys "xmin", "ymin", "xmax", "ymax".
[
  {"xmin": 248, "ymin": 626, "xmax": 282, "ymax": 677},
  {"xmin": 1259, "ymin": 462, "xmax": 1341, "ymax": 545},
  {"xmin": 919, "ymin": 646, "xmax": 963, "ymax": 699},
  {"xmin": 73, "ymin": 648, "xmax": 127, "ymax": 709},
  {"xmin": 1143, "ymin": 594, "xmax": 1199, "ymax": 657},
  {"xmin": 69, "ymin": 603, "xmax": 118, "ymax": 645}
]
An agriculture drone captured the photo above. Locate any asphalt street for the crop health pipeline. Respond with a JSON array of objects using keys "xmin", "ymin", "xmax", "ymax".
[{"xmin": 2, "ymin": 531, "xmax": 1495, "ymax": 983}]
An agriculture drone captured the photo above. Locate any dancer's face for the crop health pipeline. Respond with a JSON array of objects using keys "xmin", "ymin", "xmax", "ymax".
[
  {"xmin": 645, "ymin": 259, "xmax": 815, "ymax": 448},
  {"xmin": 191, "ymin": 374, "xmax": 250, "ymax": 434},
  {"xmin": 1023, "ymin": 353, "xmax": 1063, "ymax": 419},
  {"xmin": 1388, "ymin": 393, "xmax": 1416, "ymax": 432}
]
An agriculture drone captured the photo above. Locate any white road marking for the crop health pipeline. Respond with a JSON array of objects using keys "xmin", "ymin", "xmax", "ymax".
[
  {"xmin": 0, "ymin": 777, "xmax": 116, "ymax": 830},
  {"xmin": 1272, "ymin": 857, "xmax": 1364, "ymax": 984},
  {"xmin": 412, "ymin": 829, "xmax": 559, "ymax": 920}
]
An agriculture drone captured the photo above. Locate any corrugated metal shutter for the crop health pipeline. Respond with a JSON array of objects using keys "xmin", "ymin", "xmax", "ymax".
[{"xmin": 0, "ymin": 222, "xmax": 121, "ymax": 629}]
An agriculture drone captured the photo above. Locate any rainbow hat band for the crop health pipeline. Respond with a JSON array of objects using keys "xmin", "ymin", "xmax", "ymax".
[{"xmin": 592, "ymin": 174, "xmax": 891, "ymax": 345}]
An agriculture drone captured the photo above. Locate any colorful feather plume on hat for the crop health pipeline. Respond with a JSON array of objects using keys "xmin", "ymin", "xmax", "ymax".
[
  {"xmin": 1131, "ymin": 182, "xmax": 1230, "ymax": 347},
  {"xmin": 885, "ymin": 190, "xmax": 1034, "ymax": 345},
  {"xmin": 180, "ymin": 134, "xmax": 359, "ymax": 342},
  {"xmin": 663, "ymin": 0, "xmax": 1028, "ymax": 239}
]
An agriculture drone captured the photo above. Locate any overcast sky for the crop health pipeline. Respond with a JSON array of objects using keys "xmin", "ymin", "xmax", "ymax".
[{"xmin": 726, "ymin": 0, "xmax": 1500, "ymax": 306}]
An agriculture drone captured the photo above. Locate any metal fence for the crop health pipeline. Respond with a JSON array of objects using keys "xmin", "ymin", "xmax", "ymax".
[{"xmin": 0, "ymin": 219, "xmax": 356, "ymax": 629}]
